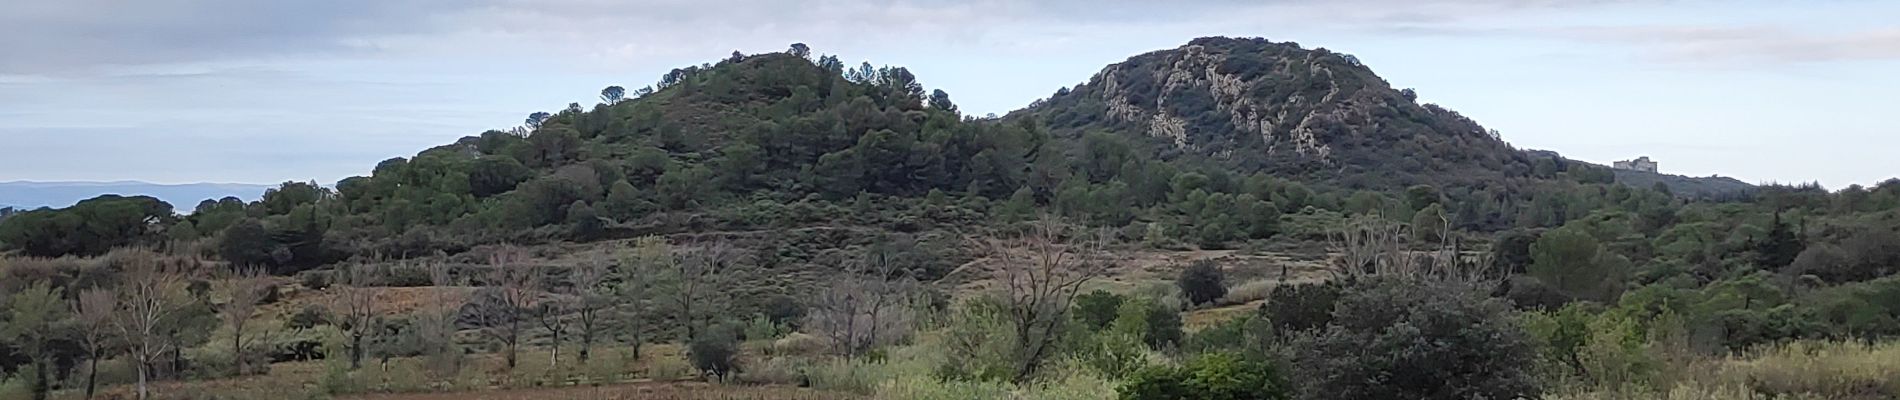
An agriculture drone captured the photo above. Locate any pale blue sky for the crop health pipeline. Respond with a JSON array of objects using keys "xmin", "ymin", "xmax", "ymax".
[{"xmin": 3, "ymin": 0, "xmax": 1895, "ymax": 188}]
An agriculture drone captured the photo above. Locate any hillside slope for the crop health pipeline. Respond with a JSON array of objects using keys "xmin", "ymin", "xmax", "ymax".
[{"xmin": 1019, "ymin": 37, "xmax": 1536, "ymax": 189}]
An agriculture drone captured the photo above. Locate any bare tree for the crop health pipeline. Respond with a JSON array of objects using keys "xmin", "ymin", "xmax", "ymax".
[
  {"xmin": 331, "ymin": 263, "xmax": 379, "ymax": 370},
  {"xmin": 633, "ymin": 237, "xmax": 735, "ymax": 342},
  {"xmin": 417, "ymin": 260, "xmax": 464, "ymax": 379},
  {"xmin": 110, "ymin": 253, "xmax": 193, "ymax": 400},
  {"xmin": 808, "ymin": 244, "xmax": 918, "ymax": 357},
  {"xmin": 613, "ymin": 246, "xmax": 658, "ymax": 360},
  {"xmin": 72, "ymin": 288, "xmax": 116, "ymax": 400},
  {"xmin": 571, "ymin": 258, "xmax": 613, "ymax": 364},
  {"xmin": 970, "ymin": 217, "xmax": 1119, "ymax": 382},
  {"xmin": 221, "ymin": 267, "xmax": 270, "ymax": 376},
  {"xmin": 1329, "ymin": 216, "xmax": 1499, "ymax": 283},
  {"xmin": 471, "ymin": 246, "xmax": 541, "ymax": 370},
  {"xmin": 534, "ymin": 293, "xmax": 571, "ymax": 371}
]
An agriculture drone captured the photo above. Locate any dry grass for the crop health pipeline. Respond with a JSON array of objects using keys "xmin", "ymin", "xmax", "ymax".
[
  {"xmin": 1733, "ymin": 340, "xmax": 1900, "ymax": 399},
  {"xmin": 1183, "ymin": 301, "xmax": 1262, "ymax": 332},
  {"xmin": 1551, "ymin": 340, "xmax": 1900, "ymax": 400},
  {"xmin": 346, "ymin": 381, "xmax": 859, "ymax": 400}
]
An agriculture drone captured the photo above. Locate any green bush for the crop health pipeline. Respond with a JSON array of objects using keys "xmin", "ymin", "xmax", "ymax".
[
  {"xmin": 1178, "ymin": 260, "xmax": 1227, "ymax": 306},
  {"xmin": 1074, "ymin": 290, "xmax": 1127, "ymax": 329},
  {"xmin": 689, "ymin": 329, "xmax": 741, "ymax": 381},
  {"xmin": 1287, "ymin": 278, "xmax": 1541, "ymax": 400},
  {"xmin": 1118, "ymin": 353, "xmax": 1291, "ymax": 400},
  {"xmin": 1113, "ymin": 298, "xmax": 1183, "ymax": 350},
  {"xmin": 1261, "ymin": 282, "xmax": 1339, "ymax": 333}
]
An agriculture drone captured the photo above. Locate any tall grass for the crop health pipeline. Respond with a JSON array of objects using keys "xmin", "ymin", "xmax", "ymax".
[{"xmin": 1551, "ymin": 340, "xmax": 1900, "ymax": 400}]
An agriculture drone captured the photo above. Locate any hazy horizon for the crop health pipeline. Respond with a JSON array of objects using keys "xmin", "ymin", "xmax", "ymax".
[{"xmin": 5, "ymin": 0, "xmax": 1897, "ymax": 189}]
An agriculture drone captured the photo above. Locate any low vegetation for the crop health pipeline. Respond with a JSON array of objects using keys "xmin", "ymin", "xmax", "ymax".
[{"xmin": 1, "ymin": 38, "xmax": 1897, "ymax": 400}]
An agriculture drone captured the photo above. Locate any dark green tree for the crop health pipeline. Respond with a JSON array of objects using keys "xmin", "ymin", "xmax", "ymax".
[{"xmin": 1178, "ymin": 261, "xmax": 1227, "ymax": 306}]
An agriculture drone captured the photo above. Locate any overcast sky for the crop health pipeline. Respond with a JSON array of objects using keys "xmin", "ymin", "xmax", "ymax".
[{"xmin": 3, "ymin": 0, "xmax": 1896, "ymax": 189}]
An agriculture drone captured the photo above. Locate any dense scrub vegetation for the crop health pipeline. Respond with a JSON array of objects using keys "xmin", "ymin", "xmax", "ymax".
[{"xmin": 1, "ymin": 39, "xmax": 1898, "ymax": 400}]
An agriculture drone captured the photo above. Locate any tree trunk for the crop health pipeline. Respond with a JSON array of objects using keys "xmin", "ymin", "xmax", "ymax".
[
  {"xmin": 350, "ymin": 333, "xmax": 364, "ymax": 370},
  {"xmin": 84, "ymin": 350, "xmax": 99, "ymax": 400},
  {"xmin": 31, "ymin": 358, "xmax": 48, "ymax": 400},
  {"xmin": 232, "ymin": 328, "xmax": 245, "ymax": 376},
  {"xmin": 136, "ymin": 360, "xmax": 150, "ymax": 400},
  {"xmin": 578, "ymin": 322, "xmax": 593, "ymax": 364},
  {"xmin": 549, "ymin": 330, "xmax": 561, "ymax": 371},
  {"xmin": 505, "ymin": 340, "xmax": 518, "ymax": 369},
  {"xmin": 630, "ymin": 334, "xmax": 642, "ymax": 360}
]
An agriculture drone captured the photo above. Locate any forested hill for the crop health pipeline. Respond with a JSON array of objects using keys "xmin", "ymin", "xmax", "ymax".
[
  {"xmin": 0, "ymin": 39, "xmax": 1747, "ymax": 273},
  {"xmin": 1017, "ymin": 37, "xmax": 1537, "ymax": 190}
]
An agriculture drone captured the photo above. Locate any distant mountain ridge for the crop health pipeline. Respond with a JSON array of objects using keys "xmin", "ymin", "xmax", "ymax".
[{"xmin": 0, "ymin": 181, "xmax": 273, "ymax": 210}]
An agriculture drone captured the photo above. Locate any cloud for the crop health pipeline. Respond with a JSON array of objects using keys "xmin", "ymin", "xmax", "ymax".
[
  {"xmin": 3, "ymin": 0, "xmax": 1642, "ymax": 75},
  {"xmin": 0, "ymin": 0, "xmax": 473, "ymax": 74},
  {"xmin": 1558, "ymin": 26, "xmax": 1900, "ymax": 64}
]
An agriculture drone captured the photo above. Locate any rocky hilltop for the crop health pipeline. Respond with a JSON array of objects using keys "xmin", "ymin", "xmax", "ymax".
[{"xmin": 1023, "ymin": 37, "xmax": 1535, "ymax": 189}]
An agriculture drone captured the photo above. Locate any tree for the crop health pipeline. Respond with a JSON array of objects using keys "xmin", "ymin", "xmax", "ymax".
[
  {"xmin": 689, "ymin": 325, "xmax": 739, "ymax": 382},
  {"xmin": 600, "ymin": 86, "xmax": 626, "ymax": 105},
  {"xmin": 1411, "ymin": 203, "xmax": 1447, "ymax": 244},
  {"xmin": 1754, "ymin": 212, "xmax": 1803, "ymax": 270},
  {"xmin": 1113, "ymin": 297, "xmax": 1183, "ymax": 350},
  {"xmin": 633, "ymin": 237, "xmax": 734, "ymax": 342},
  {"xmin": 808, "ymin": 242, "xmax": 920, "ymax": 356},
  {"xmin": 787, "ymin": 43, "xmax": 811, "ymax": 59},
  {"xmin": 571, "ymin": 259, "xmax": 613, "ymax": 364},
  {"xmin": 928, "ymin": 89, "xmax": 958, "ymax": 114},
  {"xmin": 525, "ymin": 111, "xmax": 552, "ymax": 131},
  {"xmin": 330, "ymin": 264, "xmax": 379, "ymax": 370},
  {"xmin": 222, "ymin": 267, "xmax": 271, "ymax": 376},
  {"xmin": 416, "ymin": 261, "xmax": 464, "ymax": 378},
  {"xmin": 468, "ymin": 247, "xmax": 541, "ymax": 369},
  {"xmin": 567, "ymin": 200, "xmax": 603, "ymax": 241},
  {"xmin": 218, "ymin": 219, "xmax": 276, "ymax": 269},
  {"xmin": 1073, "ymin": 290, "xmax": 1126, "ymax": 329},
  {"xmin": 110, "ymin": 253, "xmax": 193, "ymax": 400},
  {"xmin": 1178, "ymin": 260, "xmax": 1227, "ymax": 306},
  {"xmin": 534, "ymin": 291, "xmax": 570, "ymax": 371},
  {"xmin": 71, "ymin": 288, "xmax": 115, "ymax": 400},
  {"xmin": 0, "ymin": 195, "xmax": 175, "ymax": 257},
  {"xmin": 1528, "ymin": 227, "xmax": 1628, "ymax": 302},
  {"xmin": 971, "ymin": 217, "xmax": 1119, "ymax": 382},
  {"xmin": 4, "ymin": 282, "xmax": 67, "ymax": 400}
]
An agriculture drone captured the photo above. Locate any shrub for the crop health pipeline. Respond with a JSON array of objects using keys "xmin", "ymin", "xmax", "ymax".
[
  {"xmin": 737, "ymin": 356, "xmax": 807, "ymax": 386},
  {"xmin": 301, "ymin": 270, "xmax": 331, "ymax": 290},
  {"xmin": 1178, "ymin": 260, "xmax": 1227, "ymax": 306},
  {"xmin": 689, "ymin": 330, "xmax": 741, "ymax": 381},
  {"xmin": 1220, "ymin": 280, "xmax": 1275, "ymax": 305},
  {"xmin": 1118, "ymin": 353, "xmax": 1291, "ymax": 400},
  {"xmin": 807, "ymin": 357, "xmax": 893, "ymax": 394},
  {"xmin": 936, "ymin": 299, "xmax": 1018, "ymax": 382},
  {"xmin": 771, "ymin": 332, "xmax": 826, "ymax": 356},
  {"xmin": 1071, "ymin": 332, "xmax": 1154, "ymax": 380},
  {"xmin": 645, "ymin": 356, "xmax": 693, "ymax": 380},
  {"xmin": 1184, "ymin": 314, "xmax": 1272, "ymax": 355},
  {"xmin": 1074, "ymin": 290, "xmax": 1127, "ymax": 329},
  {"xmin": 1261, "ymin": 282, "xmax": 1339, "ymax": 333},
  {"xmin": 1287, "ymin": 278, "xmax": 1541, "ymax": 400},
  {"xmin": 378, "ymin": 264, "xmax": 434, "ymax": 287},
  {"xmin": 1113, "ymin": 298, "xmax": 1183, "ymax": 350},
  {"xmin": 877, "ymin": 374, "xmax": 1013, "ymax": 400},
  {"xmin": 763, "ymin": 295, "xmax": 807, "ymax": 329}
]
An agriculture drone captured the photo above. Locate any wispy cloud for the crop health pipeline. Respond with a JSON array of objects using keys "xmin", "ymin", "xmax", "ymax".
[{"xmin": 1557, "ymin": 25, "xmax": 1900, "ymax": 64}]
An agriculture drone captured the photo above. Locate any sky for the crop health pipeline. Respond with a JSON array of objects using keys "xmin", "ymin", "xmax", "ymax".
[{"xmin": 3, "ymin": 0, "xmax": 1896, "ymax": 189}]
